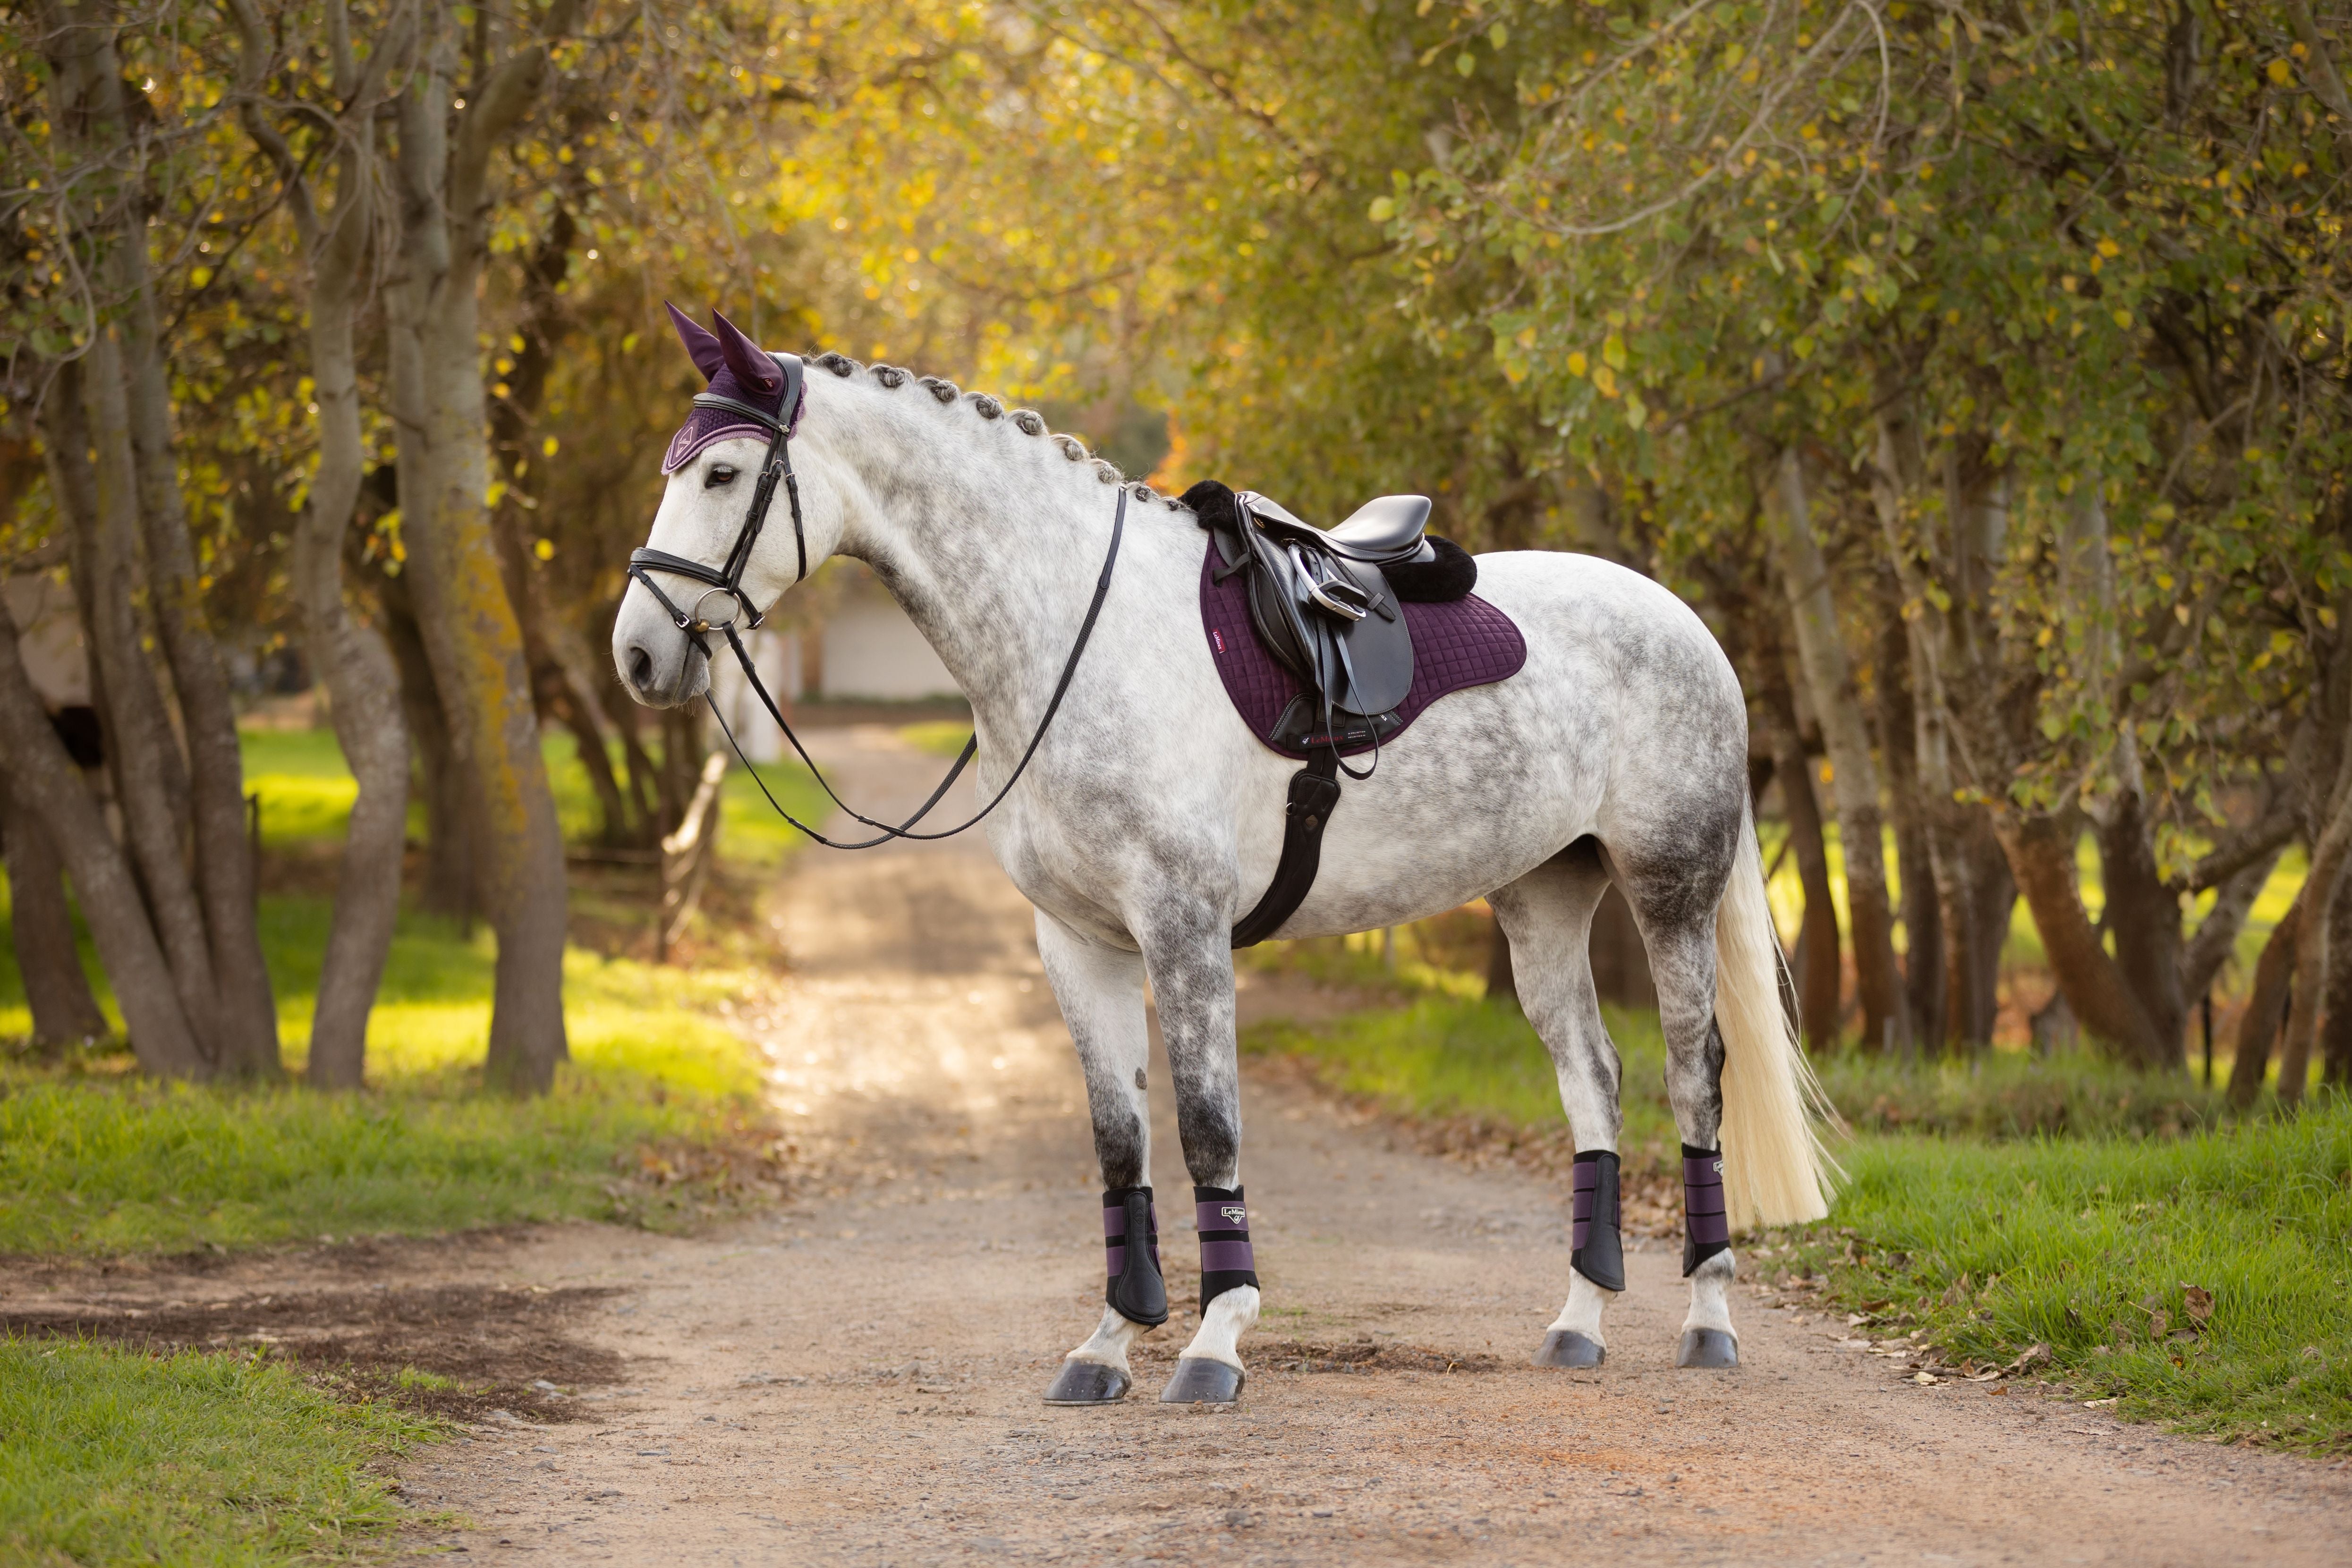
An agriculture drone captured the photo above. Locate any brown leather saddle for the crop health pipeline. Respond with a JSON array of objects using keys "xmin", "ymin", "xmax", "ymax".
[{"xmin": 1202, "ymin": 490, "xmax": 1431, "ymax": 753}]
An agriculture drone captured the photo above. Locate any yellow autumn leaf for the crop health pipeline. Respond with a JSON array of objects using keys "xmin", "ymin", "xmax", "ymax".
[{"xmin": 2268, "ymin": 58, "xmax": 2293, "ymax": 84}]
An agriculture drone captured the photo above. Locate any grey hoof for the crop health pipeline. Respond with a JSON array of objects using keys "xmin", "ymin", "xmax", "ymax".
[
  {"xmin": 1533, "ymin": 1330, "xmax": 1605, "ymax": 1369},
  {"xmin": 1043, "ymin": 1360, "xmax": 1130, "ymax": 1405},
  {"xmin": 1159, "ymin": 1358, "xmax": 1245, "ymax": 1404},
  {"xmin": 1675, "ymin": 1328, "xmax": 1740, "ymax": 1369}
]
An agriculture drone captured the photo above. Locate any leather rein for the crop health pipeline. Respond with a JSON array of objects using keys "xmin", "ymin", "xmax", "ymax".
[{"xmin": 627, "ymin": 353, "xmax": 1125, "ymax": 849}]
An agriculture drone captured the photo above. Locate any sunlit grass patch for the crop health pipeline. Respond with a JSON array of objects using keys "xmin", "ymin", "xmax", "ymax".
[
  {"xmin": 0, "ymin": 901, "xmax": 775, "ymax": 1256},
  {"xmin": 0, "ymin": 1337, "xmax": 437, "ymax": 1564},
  {"xmin": 1244, "ymin": 998, "xmax": 1681, "ymax": 1160},
  {"xmin": 1763, "ymin": 1110, "xmax": 2352, "ymax": 1453}
]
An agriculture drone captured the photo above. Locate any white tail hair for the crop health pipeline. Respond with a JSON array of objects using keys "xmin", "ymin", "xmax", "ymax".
[{"xmin": 1713, "ymin": 802, "xmax": 1840, "ymax": 1229}]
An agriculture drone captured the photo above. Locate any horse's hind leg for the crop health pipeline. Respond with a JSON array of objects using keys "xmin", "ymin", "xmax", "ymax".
[
  {"xmin": 1035, "ymin": 911, "xmax": 1165, "ymax": 1405},
  {"xmin": 1612, "ymin": 837, "xmax": 1743, "ymax": 1369},
  {"xmin": 1491, "ymin": 841, "xmax": 1624, "ymax": 1369}
]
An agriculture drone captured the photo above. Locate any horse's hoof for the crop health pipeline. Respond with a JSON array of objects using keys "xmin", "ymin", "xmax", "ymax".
[
  {"xmin": 1159, "ymin": 1358, "xmax": 1245, "ymax": 1405},
  {"xmin": 1675, "ymin": 1328, "xmax": 1740, "ymax": 1369},
  {"xmin": 1533, "ymin": 1329, "xmax": 1605, "ymax": 1369},
  {"xmin": 1043, "ymin": 1360, "xmax": 1131, "ymax": 1405}
]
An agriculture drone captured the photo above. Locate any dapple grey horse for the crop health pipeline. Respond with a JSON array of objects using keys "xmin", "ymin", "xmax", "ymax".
[{"xmin": 614, "ymin": 310, "xmax": 1833, "ymax": 1406}]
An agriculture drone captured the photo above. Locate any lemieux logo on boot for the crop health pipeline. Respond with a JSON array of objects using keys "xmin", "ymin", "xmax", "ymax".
[{"xmin": 1219, "ymin": 1205, "xmax": 1247, "ymax": 1225}]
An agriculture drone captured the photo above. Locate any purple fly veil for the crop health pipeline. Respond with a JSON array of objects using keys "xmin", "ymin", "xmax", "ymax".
[{"xmin": 661, "ymin": 303, "xmax": 801, "ymax": 474}]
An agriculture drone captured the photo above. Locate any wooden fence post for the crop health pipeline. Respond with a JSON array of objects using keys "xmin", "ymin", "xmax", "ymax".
[{"xmin": 656, "ymin": 751, "xmax": 728, "ymax": 962}]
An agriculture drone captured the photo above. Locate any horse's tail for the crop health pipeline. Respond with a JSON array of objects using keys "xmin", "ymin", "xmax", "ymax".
[{"xmin": 1713, "ymin": 800, "xmax": 1840, "ymax": 1230}]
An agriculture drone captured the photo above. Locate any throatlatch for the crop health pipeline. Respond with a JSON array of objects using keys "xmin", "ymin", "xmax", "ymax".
[
  {"xmin": 1193, "ymin": 1185, "xmax": 1258, "ymax": 1309},
  {"xmin": 1103, "ymin": 1187, "xmax": 1169, "ymax": 1327},
  {"xmin": 1570, "ymin": 1150, "xmax": 1626, "ymax": 1293},
  {"xmin": 1682, "ymin": 1144, "xmax": 1731, "ymax": 1277}
]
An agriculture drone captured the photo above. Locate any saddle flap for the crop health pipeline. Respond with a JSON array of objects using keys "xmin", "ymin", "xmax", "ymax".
[{"xmin": 1238, "ymin": 532, "xmax": 1413, "ymax": 720}]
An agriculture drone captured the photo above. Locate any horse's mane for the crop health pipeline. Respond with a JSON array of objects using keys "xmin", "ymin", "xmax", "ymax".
[{"xmin": 805, "ymin": 350, "xmax": 1189, "ymax": 513}]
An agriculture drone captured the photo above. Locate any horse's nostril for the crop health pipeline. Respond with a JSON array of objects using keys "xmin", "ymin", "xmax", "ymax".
[{"xmin": 627, "ymin": 645, "xmax": 654, "ymax": 691}]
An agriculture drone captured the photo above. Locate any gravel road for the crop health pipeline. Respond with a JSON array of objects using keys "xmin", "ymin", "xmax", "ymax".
[{"xmin": 392, "ymin": 726, "xmax": 2351, "ymax": 1566}]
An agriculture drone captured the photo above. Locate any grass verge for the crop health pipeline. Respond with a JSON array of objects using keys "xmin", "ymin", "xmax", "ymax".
[
  {"xmin": 1761, "ymin": 1112, "xmax": 2352, "ymax": 1454},
  {"xmin": 0, "ymin": 1338, "xmax": 434, "ymax": 1564},
  {"xmin": 0, "ymin": 903, "xmax": 793, "ymax": 1255},
  {"xmin": 1246, "ymin": 985, "xmax": 2349, "ymax": 1451}
]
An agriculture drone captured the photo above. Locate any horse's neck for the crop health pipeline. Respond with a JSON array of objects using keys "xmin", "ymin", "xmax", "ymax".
[{"xmin": 811, "ymin": 389, "xmax": 1118, "ymax": 733}]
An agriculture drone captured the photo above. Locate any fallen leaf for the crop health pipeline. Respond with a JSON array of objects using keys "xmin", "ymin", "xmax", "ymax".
[
  {"xmin": 2007, "ymin": 1342, "xmax": 2053, "ymax": 1374},
  {"xmin": 2181, "ymin": 1285, "xmax": 2214, "ymax": 1324},
  {"xmin": 1912, "ymin": 1371, "xmax": 1939, "ymax": 1386}
]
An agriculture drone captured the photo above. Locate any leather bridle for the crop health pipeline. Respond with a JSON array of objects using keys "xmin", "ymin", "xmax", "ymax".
[
  {"xmin": 628, "ymin": 351, "xmax": 812, "ymax": 636},
  {"xmin": 628, "ymin": 356, "xmax": 1125, "ymax": 849}
]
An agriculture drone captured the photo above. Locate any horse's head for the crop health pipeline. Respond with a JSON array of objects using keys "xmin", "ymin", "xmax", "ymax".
[{"xmin": 613, "ymin": 305, "xmax": 847, "ymax": 707}]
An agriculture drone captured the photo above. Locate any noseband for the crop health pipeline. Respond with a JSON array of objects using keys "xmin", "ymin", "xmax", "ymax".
[{"xmin": 627, "ymin": 356, "xmax": 1124, "ymax": 849}]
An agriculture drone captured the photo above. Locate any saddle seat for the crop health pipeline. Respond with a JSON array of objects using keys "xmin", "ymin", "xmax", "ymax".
[
  {"xmin": 1250, "ymin": 493, "xmax": 1435, "ymax": 565},
  {"xmin": 1196, "ymin": 486, "xmax": 1430, "ymax": 751}
]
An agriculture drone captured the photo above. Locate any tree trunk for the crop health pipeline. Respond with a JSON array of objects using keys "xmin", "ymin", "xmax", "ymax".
[
  {"xmin": 2319, "ymin": 867, "xmax": 2352, "ymax": 1090},
  {"xmin": 0, "ymin": 599, "xmax": 204, "ymax": 1075},
  {"xmin": 2276, "ymin": 756, "xmax": 2352, "ymax": 1104},
  {"xmin": 59, "ymin": 5, "xmax": 278, "ymax": 1075},
  {"xmin": 1949, "ymin": 820, "xmax": 2015, "ymax": 1050},
  {"xmin": 387, "ymin": 5, "xmax": 578, "ymax": 1093},
  {"xmin": 1995, "ymin": 809, "xmax": 2168, "ymax": 1065},
  {"xmin": 1761, "ymin": 681, "xmax": 1841, "ymax": 1050},
  {"xmin": 267, "ymin": 44, "xmax": 412, "ymax": 1088},
  {"xmin": 2182, "ymin": 848, "xmax": 2280, "ymax": 1005},
  {"xmin": 1, "ymin": 774, "xmax": 110, "ymax": 1045},
  {"xmin": 2098, "ymin": 786, "xmax": 2187, "ymax": 1069},
  {"xmin": 59, "ymin": 334, "xmax": 228, "ymax": 1067},
  {"xmin": 374, "ymin": 567, "xmax": 476, "ymax": 918},
  {"xmin": 2229, "ymin": 890, "xmax": 2301, "ymax": 1108},
  {"xmin": 1875, "ymin": 587, "xmax": 1943, "ymax": 1051},
  {"xmin": 1766, "ymin": 443, "xmax": 1905, "ymax": 1052}
]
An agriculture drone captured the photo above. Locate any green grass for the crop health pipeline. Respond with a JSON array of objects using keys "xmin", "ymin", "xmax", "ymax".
[
  {"xmin": 1762, "ymin": 1111, "xmax": 2352, "ymax": 1453},
  {"xmin": 0, "ymin": 908, "xmax": 776, "ymax": 1254},
  {"xmin": 0, "ymin": 1338, "xmax": 435, "ymax": 1564},
  {"xmin": 1245, "ymin": 997, "xmax": 1683, "ymax": 1161},
  {"xmin": 1247, "ymin": 984, "xmax": 2349, "ymax": 1451},
  {"xmin": 240, "ymin": 727, "xmax": 828, "ymax": 872},
  {"xmin": 0, "ymin": 728, "xmax": 804, "ymax": 1256}
]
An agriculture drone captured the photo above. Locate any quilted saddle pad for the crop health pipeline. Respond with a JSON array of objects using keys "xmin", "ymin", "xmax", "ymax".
[{"xmin": 1197, "ymin": 540, "xmax": 1528, "ymax": 761}]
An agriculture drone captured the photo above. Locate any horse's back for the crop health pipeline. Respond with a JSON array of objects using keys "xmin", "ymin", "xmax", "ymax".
[{"xmin": 1467, "ymin": 549, "xmax": 1750, "ymax": 862}]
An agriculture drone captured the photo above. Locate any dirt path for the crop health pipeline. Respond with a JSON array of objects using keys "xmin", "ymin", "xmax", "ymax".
[{"xmin": 14, "ymin": 726, "xmax": 2344, "ymax": 1564}]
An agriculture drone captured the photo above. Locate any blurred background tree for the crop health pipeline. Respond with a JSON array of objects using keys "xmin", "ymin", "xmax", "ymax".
[{"xmin": 1, "ymin": 0, "xmax": 2344, "ymax": 1091}]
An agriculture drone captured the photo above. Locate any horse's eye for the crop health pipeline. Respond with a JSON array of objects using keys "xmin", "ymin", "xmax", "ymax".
[{"xmin": 705, "ymin": 464, "xmax": 738, "ymax": 489}]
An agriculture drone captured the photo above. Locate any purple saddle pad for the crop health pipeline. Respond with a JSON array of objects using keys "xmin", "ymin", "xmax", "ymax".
[{"xmin": 1198, "ymin": 541, "xmax": 1527, "ymax": 760}]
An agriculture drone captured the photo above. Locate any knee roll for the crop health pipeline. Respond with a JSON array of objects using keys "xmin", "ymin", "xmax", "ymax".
[
  {"xmin": 1682, "ymin": 1144, "xmax": 1730, "ymax": 1277},
  {"xmin": 1571, "ymin": 1150, "xmax": 1625, "ymax": 1293}
]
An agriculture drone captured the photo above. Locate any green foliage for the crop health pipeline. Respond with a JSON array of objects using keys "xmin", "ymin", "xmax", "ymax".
[
  {"xmin": 0, "ymin": 1339, "xmax": 436, "ymax": 1563},
  {"xmin": 1768, "ymin": 1108, "xmax": 2352, "ymax": 1452},
  {"xmin": 1386, "ymin": 0, "xmax": 2351, "ymax": 821}
]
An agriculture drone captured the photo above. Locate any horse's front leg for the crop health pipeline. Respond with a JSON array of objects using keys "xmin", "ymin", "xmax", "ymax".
[
  {"xmin": 1143, "ymin": 910, "xmax": 1259, "ymax": 1405},
  {"xmin": 1036, "ymin": 910, "xmax": 1167, "ymax": 1406}
]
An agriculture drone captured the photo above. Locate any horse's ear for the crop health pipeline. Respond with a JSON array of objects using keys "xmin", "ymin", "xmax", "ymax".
[
  {"xmin": 666, "ymin": 302, "xmax": 725, "ymax": 381},
  {"xmin": 710, "ymin": 308, "xmax": 784, "ymax": 396}
]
